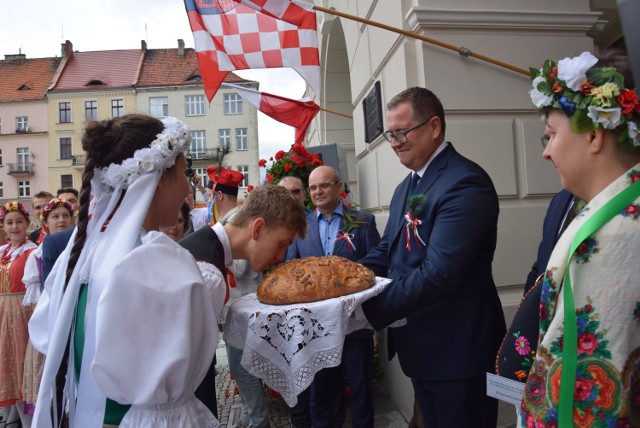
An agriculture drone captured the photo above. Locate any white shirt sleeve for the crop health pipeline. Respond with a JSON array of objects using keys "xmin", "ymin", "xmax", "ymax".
[
  {"xmin": 91, "ymin": 233, "xmax": 219, "ymax": 412},
  {"xmin": 22, "ymin": 246, "xmax": 43, "ymax": 305}
]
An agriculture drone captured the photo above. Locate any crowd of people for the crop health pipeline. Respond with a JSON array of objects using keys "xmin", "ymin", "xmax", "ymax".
[{"xmin": 0, "ymin": 46, "xmax": 637, "ymax": 428}]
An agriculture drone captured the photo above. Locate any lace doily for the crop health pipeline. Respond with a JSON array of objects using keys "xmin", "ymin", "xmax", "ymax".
[{"xmin": 223, "ymin": 277, "xmax": 398, "ymax": 406}]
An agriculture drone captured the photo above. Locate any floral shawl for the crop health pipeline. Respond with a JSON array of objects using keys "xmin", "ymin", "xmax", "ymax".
[{"xmin": 519, "ymin": 164, "xmax": 640, "ymax": 428}]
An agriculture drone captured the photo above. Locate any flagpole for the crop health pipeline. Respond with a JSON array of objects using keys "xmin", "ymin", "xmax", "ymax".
[
  {"xmin": 317, "ymin": 105, "xmax": 352, "ymax": 119},
  {"xmin": 312, "ymin": 5, "xmax": 530, "ymax": 77}
]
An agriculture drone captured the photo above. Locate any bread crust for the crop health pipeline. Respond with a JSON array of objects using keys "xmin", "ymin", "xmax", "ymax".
[{"xmin": 257, "ymin": 256, "xmax": 376, "ymax": 304}]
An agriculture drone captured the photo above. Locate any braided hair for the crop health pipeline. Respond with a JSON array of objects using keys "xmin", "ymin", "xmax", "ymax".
[{"xmin": 64, "ymin": 114, "xmax": 164, "ymax": 288}]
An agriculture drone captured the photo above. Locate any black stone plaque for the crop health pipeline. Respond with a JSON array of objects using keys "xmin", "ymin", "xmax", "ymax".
[{"xmin": 363, "ymin": 81, "xmax": 383, "ymax": 143}]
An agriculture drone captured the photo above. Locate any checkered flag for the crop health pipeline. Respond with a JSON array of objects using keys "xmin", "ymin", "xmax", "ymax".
[
  {"xmin": 231, "ymin": 0, "xmax": 315, "ymax": 27},
  {"xmin": 185, "ymin": 0, "xmax": 320, "ymax": 101}
]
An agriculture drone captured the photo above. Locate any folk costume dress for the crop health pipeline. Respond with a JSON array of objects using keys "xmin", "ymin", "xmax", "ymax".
[
  {"xmin": 519, "ymin": 165, "xmax": 640, "ymax": 427},
  {"xmin": 0, "ymin": 239, "xmax": 37, "ymax": 406},
  {"xmin": 30, "ymin": 117, "xmax": 221, "ymax": 427},
  {"xmin": 21, "ymin": 244, "xmax": 48, "ymax": 407}
]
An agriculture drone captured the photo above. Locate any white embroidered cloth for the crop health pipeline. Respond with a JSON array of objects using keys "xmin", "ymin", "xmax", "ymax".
[{"xmin": 223, "ymin": 277, "xmax": 398, "ymax": 406}]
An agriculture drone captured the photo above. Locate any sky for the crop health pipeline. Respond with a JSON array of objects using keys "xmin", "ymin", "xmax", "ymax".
[{"xmin": 0, "ymin": 0, "xmax": 307, "ymax": 161}]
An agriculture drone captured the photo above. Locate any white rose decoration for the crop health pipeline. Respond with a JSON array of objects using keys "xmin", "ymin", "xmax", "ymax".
[
  {"xmin": 530, "ymin": 76, "xmax": 554, "ymax": 108},
  {"xmin": 557, "ymin": 52, "xmax": 598, "ymax": 91},
  {"xmin": 587, "ymin": 106, "xmax": 621, "ymax": 130}
]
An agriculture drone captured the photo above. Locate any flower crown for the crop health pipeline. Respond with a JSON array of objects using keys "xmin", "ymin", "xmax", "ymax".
[
  {"xmin": 530, "ymin": 51, "xmax": 640, "ymax": 147},
  {"xmin": 0, "ymin": 201, "xmax": 30, "ymax": 224},
  {"xmin": 40, "ymin": 198, "xmax": 73, "ymax": 222},
  {"xmin": 93, "ymin": 117, "xmax": 191, "ymax": 190}
]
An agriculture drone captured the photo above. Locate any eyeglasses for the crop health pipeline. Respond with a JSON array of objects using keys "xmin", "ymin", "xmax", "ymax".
[
  {"xmin": 541, "ymin": 135, "xmax": 551, "ymax": 148},
  {"xmin": 290, "ymin": 188, "xmax": 303, "ymax": 196},
  {"xmin": 382, "ymin": 117, "xmax": 432, "ymax": 144},
  {"xmin": 308, "ymin": 181, "xmax": 337, "ymax": 192}
]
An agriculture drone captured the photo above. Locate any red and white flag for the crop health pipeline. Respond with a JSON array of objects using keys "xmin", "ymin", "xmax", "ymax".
[
  {"xmin": 231, "ymin": 0, "xmax": 315, "ymax": 27},
  {"xmin": 224, "ymin": 83, "xmax": 320, "ymax": 144},
  {"xmin": 184, "ymin": 0, "xmax": 320, "ymax": 101}
]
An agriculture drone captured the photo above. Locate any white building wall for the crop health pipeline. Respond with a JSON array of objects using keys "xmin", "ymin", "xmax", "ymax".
[{"xmin": 311, "ymin": 0, "xmax": 603, "ymax": 424}]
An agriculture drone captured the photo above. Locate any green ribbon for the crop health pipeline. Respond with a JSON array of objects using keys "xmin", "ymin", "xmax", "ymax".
[{"xmin": 558, "ymin": 178, "xmax": 640, "ymax": 427}]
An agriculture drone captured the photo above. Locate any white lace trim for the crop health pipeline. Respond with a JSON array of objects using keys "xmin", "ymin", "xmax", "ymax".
[{"xmin": 93, "ymin": 117, "xmax": 190, "ymax": 190}]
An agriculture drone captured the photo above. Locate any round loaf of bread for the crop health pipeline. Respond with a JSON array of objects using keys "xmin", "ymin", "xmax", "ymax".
[{"xmin": 257, "ymin": 255, "xmax": 376, "ymax": 305}]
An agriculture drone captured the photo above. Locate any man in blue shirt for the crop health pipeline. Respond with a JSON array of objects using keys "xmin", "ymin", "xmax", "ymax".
[{"xmin": 287, "ymin": 165, "xmax": 381, "ymax": 428}]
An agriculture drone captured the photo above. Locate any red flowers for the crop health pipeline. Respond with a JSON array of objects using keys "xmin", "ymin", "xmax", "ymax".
[
  {"xmin": 577, "ymin": 332, "xmax": 598, "ymax": 355},
  {"xmin": 260, "ymin": 143, "xmax": 323, "ymax": 210},
  {"xmin": 580, "ymin": 81, "xmax": 595, "ymax": 95},
  {"xmin": 574, "ymin": 376, "xmax": 596, "ymax": 402},
  {"xmin": 258, "ymin": 159, "xmax": 267, "ymax": 167},
  {"xmin": 552, "ymin": 82, "xmax": 564, "ymax": 94},
  {"xmin": 247, "ymin": 185, "xmax": 254, "ymax": 192},
  {"xmin": 617, "ymin": 89, "xmax": 640, "ymax": 116}
]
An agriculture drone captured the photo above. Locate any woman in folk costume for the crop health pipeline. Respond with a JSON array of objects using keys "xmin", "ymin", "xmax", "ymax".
[
  {"xmin": 521, "ymin": 50, "xmax": 640, "ymax": 427},
  {"xmin": 29, "ymin": 114, "xmax": 221, "ymax": 427},
  {"xmin": 0, "ymin": 201, "xmax": 38, "ymax": 427},
  {"xmin": 21, "ymin": 198, "xmax": 75, "ymax": 414}
]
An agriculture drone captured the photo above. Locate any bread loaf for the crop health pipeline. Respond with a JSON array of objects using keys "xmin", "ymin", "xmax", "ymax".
[{"xmin": 257, "ymin": 256, "xmax": 376, "ymax": 304}]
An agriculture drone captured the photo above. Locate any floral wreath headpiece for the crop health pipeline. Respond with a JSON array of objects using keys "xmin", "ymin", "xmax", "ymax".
[
  {"xmin": 0, "ymin": 201, "xmax": 30, "ymax": 224},
  {"xmin": 530, "ymin": 51, "xmax": 640, "ymax": 147},
  {"xmin": 40, "ymin": 198, "xmax": 73, "ymax": 222},
  {"xmin": 92, "ymin": 116, "xmax": 191, "ymax": 190}
]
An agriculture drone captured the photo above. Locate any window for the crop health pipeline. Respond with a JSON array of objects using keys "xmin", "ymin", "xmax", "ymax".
[
  {"xmin": 18, "ymin": 180, "xmax": 30, "ymax": 198},
  {"xmin": 17, "ymin": 147, "xmax": 29, "ymax": 165},
  {"xmin": 61, "ymin": 174, "xmax": 73, "ymax": 189},
  {"xmin": 0, "ymin": 182, "xmax": 3, "ymax": 198},
  {"xmin": 59, "ymin": 137, "xmax": 72, "ymax": 160},
  {"xmin": 218, "ymin": 129, "xmax": 230, "ymax": 151},
  {"xmin": 235, "ymin": 128, "xmax": 248, "ymax": 150},
  {"xmin": 185, "ymin": 95, "xmax": 205, "ymax": 116},
  {"xmin": 59, "ymin": 102, "xmax": 71, "ymax": 123},
  {"xmin": 224, "ymin": 93, "xmax": 243, "ymax": 114},
  {"xmin": 16, "ymin": 116, "xmax": 28, "ymax": 132},
  {"xmin": 194, "ymin": 167, "xmax": 207, "ymax": 184},
  {"xmin": 190, "ymin": 131, "xmax": 206, "ymax": 159},
  {"xmin": 237, "ymin": 165, "xmax": 249, "ymax": 187},
  {"xmin": 149, "ymin": 97, "xmax": 169, "ymax": 117},
  {"xmin": 111, "ymin": 99, "xmax": 124, "ymax": 118},
  {"xmin": 85, "ymin": 101, "xmax": 98, "ymax": 121}
]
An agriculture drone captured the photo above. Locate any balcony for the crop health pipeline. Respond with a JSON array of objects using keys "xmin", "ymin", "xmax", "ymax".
[
  {"xmin": 71, "ymin": 155, "xmax": 86, "ymax": 167},
  {"xmin": 7, "ymin": 162, "xmax": 35, "ymax": 176},
  {"xmin": 187, "ymin": 148, "xmax": 222, "ymax": 160}
]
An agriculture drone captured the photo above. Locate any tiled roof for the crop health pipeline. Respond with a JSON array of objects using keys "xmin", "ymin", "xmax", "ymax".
[
  {"xmin": 51, "ymin": 49, "xmax": 143, "ymax": 92},
  {"xmin": 137, "ymin": 48, "xmax": 251, "ymax": 87},
  {"xmin": 0, "ymin": 56, "xmax": 61, "ymax": 102}
]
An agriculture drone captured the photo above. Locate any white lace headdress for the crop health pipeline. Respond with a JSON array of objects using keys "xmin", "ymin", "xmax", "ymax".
[{"xmin": 32, "ymin": 116, "xmax": 191, "ymax": 427}]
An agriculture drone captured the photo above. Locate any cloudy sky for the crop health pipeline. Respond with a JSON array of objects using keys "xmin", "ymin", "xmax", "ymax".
[{"xmin": 0, "ymin": 0, "xmax": 306, "ymax": 160}]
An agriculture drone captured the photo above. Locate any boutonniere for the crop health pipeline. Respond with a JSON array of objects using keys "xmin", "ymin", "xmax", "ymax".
[
  {"xmin": 404, "ymin": 194, "xmax": 427, "ymax": 251},
  {"xmin": 334, "ymin": 211, "xmax": 366, "ymax": 252}
]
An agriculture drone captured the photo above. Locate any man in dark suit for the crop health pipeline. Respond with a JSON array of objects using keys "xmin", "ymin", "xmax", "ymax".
[
  {"xmin": 42, "ymin": 227, "xmax": 74, "ymax": 283},
  {"xmin": 287, "ymin": 165, "xmax": 380, "ymax": 428},
  {"xmin": 524, "ymin": 189, "xmax": 574, "ymax": 292},
  {"xmin": 359, "ymin": 87, "xmax": 506, "ymax": 428}
]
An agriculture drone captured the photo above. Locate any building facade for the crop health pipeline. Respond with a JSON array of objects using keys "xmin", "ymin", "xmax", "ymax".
[
  {"xmin": 0, "ymin": 54, "xmax": 61, "ymax": 211},
  {"xmin": 135, "ymin": 40, "xmax": 260, "ymax": 202}
]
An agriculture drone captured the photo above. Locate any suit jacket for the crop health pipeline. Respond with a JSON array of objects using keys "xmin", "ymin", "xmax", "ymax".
[
  {"xmin": 286, "ymin": 205, "xmax": 380, "ymax": 263},
  {"xmin": 360, "ymin": 143, "xmax": 506, "ymax": 381},
  {"xmin": 524, "ymin": 189, "xmax": 574, "ymax": 292},
  {"xmin": 41, "ymin": 226, "xmax": 74, "ymax": 284}
]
